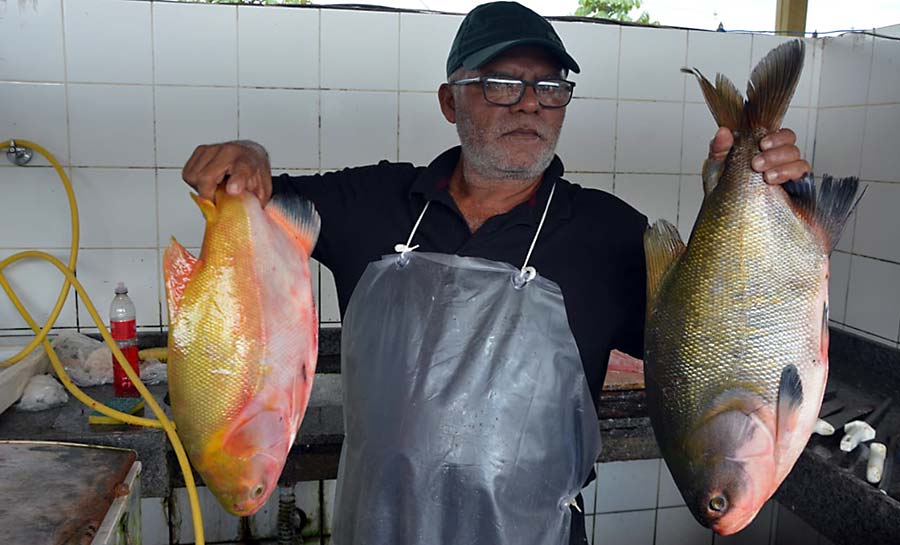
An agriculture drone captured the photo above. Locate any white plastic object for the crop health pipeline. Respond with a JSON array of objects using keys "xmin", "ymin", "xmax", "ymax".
[
  {"xmin": 813, "ymin": 418, "xmax": 834, "ymax": 436},
  {"xmin": 867, "ymin": 442, "xmax": 887, "ymax": 484},
  {"xmin": 841, "ymin": 420, "xmax": 876, "ymax": 452},
  {"xmin": 16, "ymin": 374, "xmax": 68, "ymax": 411}
]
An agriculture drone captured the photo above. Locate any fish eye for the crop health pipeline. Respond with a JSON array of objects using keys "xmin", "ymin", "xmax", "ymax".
[
  {"xmin": 252, "ymin": 484, "xmax": 265, "ymax": 498},
  {"xmin": 709, "ymin": 495, "xmax": 728, "ymax": 513}
]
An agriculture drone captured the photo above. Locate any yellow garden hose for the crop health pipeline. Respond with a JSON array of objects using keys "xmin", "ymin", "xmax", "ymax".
[{"xmin": 0, "ymin": 139, "xmax": 205, "ymax": 545}]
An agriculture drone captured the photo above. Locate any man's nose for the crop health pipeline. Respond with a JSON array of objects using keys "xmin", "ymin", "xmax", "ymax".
[{"xmin": 512, "ymin": 83, "xmax": 540, "ymax": 113}]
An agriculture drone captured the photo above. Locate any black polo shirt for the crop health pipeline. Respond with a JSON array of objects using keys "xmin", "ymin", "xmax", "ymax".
[{"xmin": 273, "ymin": 146, "xmax": 648, "ymax": 404}]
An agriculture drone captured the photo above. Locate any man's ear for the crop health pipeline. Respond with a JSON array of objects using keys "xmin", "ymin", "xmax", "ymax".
[{"xmin": 438, "ymin": 83, "xmax": 457, "ymax": 124}]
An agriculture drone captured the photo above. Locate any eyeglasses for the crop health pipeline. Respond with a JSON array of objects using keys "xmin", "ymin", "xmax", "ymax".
[{"xmin": 449, "ymin": 76, "xmax": 576, "ymax": 108}]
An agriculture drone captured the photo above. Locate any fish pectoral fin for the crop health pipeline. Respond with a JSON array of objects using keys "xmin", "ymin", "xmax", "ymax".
[
  {"xmin": 782, "ymin": 174, "xmax": 863, "ymax": 252},
  {"xmin": 222, "ymin": 407, "xmax": 291, "ymax": 458},
  {"xmin": 265, "ymin": 192, "xmax": 322, "ymax": 256},
  {"xmin": 776, "ymin": 364, "xmax": 804, "ymax": 441},
  {"xmin": 644, "ymin": 220, "xmax": 685, "ymax": 310},
  {"xmin": 162, "ymin": 238, "xmax": 198, "ymax": 320}
]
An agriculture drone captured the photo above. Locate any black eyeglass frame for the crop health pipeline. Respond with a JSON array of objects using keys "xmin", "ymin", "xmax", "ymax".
[{"xmin": 448, "ymin": 76, "xmax": 576, "ymax": 109}]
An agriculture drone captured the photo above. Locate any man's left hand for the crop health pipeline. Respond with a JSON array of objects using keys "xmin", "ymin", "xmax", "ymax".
[{"xmin": 708, "ymin": 127, "xmax": 811, "ymax": 185}]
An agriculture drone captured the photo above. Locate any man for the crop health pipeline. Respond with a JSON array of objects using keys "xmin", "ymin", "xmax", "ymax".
[{"xmin": 182, "ymin": 3, "xmax": 810, "ymax": 543}]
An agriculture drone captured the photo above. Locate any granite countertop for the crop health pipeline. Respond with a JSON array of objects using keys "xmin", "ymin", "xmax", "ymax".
[{"xmin": 0, "ymin": 328, "xmax": 898, "ymax": 544}]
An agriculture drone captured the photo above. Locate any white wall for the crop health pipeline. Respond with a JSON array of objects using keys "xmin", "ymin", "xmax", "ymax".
[
  {"xmin": 816, "ymin": 25, "xmax": 900, "ymax": 349},
  {"xmin": 1, "ymin": 0, "xmax": 832, "ymax": 338}
]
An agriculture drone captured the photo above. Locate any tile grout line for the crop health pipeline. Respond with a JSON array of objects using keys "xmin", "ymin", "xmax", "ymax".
[
  {"xmin": 58, "ymin": 0, "xmax": 80, "ymax": 331},
  {"xmin": 151, "ymin": 0, "xmax": 163, "ymax": 331},
  {"xmin": 317, "ymin": 7, "xmax": 324, "ymax": 326}
]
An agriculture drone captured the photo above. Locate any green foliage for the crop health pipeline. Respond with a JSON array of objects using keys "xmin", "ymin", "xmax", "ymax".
[{"xmin": 574, "ymin": 0, "xmax": 657, "ymax": 25}]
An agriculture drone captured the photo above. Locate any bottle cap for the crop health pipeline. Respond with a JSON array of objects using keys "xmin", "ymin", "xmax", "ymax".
[{"xmin": 115, "ymin": 281, "xmax": 128, "ymax": 295}]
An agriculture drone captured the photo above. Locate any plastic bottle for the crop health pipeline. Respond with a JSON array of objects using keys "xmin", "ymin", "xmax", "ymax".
[{"xmin": 110, "ymin": 282, "xmax": 140, "ymax": 398}]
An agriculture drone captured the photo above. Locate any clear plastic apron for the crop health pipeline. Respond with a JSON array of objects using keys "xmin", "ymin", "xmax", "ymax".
[{"xmin": 332, "ymin": 185, "xmax": 601, "ymax": 545}]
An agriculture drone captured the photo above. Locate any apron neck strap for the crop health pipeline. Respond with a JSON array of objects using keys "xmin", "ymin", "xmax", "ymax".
[{"xmin": 394, "ymin": 182, "xmax": 557, "ymax": 283}]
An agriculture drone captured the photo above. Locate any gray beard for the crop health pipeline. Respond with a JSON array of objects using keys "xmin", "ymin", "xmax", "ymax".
[{"xmin": 455, "ymin": 111, "xmax": 559, "ymax": 182}]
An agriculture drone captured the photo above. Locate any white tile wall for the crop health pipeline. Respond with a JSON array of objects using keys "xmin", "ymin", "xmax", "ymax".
[
  {"xmin": 140, "ymin": 497, "xmax": 168, "ymax": 545},
  {"xmin": 595, "ymin": 458, "xmax": 660, "ymax": 512},
  {"xmin": 851, "ymin": 181, "xmax": 900, "ymax": 264},
  {"xmin": 320, "ymin": 91, "xmax": 398, "ymax": 169},
  {"xmin": 320, "ymin": 264, "xmax": 341, "ymax": 324},
  {"xmin": 593, "ymin": 509, "xmax": 657, "ymax": 545},
  {"xmin": 861, "ymin": 104, "xmax": 900, "ymax": 183},
  {"xmin": 0, "ymin": 82, "xmax": 69, "ymax": 167},
  {"xmin": 845, "ymin": 255, "xmax": 900, "ymax": 342},
  {"xmin": 399, "ymin": 13, "xmax": 462, "ymax": 91},
  {"xmin": 868, "ymin": 31, "xmax": 900, "ymax": 105},
  {"xmin": 618, "ymin": 27, "xmax": 687, "ymax": 102},
  {"xmin": 321, "ymin": 10, "xmax": 399, "ymax": 91},
  {"xmin": 812, "ymin": 106, "xmax": 866, "ymax": 178},
  {"xmin": 398, "ymin": 92, "xmax": 459, "ymax": 165},
  {"xmin": 68, "ymin": 84, "xmax": 156, "ymax": 167},
  {"xmin": 70, "ymin": 168, "xmax": 157, "ymax": 248},
  {"xmin": 556, "ymin": 98, "xmax": 617, "ymax": 172},
  {"xmin": 655, "ymin": 506, "xmax": 714, "ymax": 545},
  {"xmin": 0, "ymin": 249, "xmax": 78, "ymax": 330},
  {"xmin": 818, "ymin": 34, "xmax": 874, "ymax": 108},
  {"xmin": 237, "ymin": 6, "xmax": 319, "ymax": 89},
  {"xmin": 554, "ymin": 22, "xmax": 620, "ymax": 99},
  {"xmin": 0, "ymin": 3, "xmax": 896, "ymax": 350},
  {"xmin": 76, "ymin": 249, "xmax": 160, "ymax": 329},
  {"xmin": 238, "ymin": 88, "xmax": 319, "ymax": 169},
  {"xmin": 0, "ymin": 166, "xmax": 74, "ymax": 248},
  {"xmin": 615, "ymin": 174, "xmax": 680, "ymax": 225},
  {"xmin": 154, "ymin": 3, "xmax": 238, "ymax": 86},
  {"xmin": 64, "ymin": 0, "xmax": 153, "ymax": 85},
  {"xmin": 0, "ymin": 0, "xmax": 65, "ymax": 82},
  {"xmin": 155, "ymin": 86, "xmax": 239, "ymax": 168},
  {"xmin": 657, "ymin": 460, "xmax": 685, "ymax": 508},
  {"xmin": 615, "ymin": 101, "xmax": 683, "ymax": 174},
  {"xmin": 828, "ymin": 251, "xmax": 852, "ymax": 325},
  {"xmin": 573, "ymin": 173, "xmax": 614, "ymax": 193}
]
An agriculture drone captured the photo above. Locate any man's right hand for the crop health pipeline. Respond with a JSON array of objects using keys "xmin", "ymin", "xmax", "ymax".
[{"xmin": 182, "ymin": 140, "xmax": 273, "ymax": 207}]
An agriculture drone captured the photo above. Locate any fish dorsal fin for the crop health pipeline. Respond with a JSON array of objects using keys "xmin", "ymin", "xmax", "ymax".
[
  {"xmin": 681, "ymin": 68, "xmax": 746, "ymax": 131},
  {"xmin": 163, "ymin": 237, "xmax": 198, "ymax": 320},
  {"xmin": 265, "ymin": 193, "xmax": 321, "ymax": 256},
  {"xmin": 782, "ymin": 173, "xmax": 864, "ymax": 252},
  {"xmin": 746, "ymin": 40, "xmax": 805, "ymax": 133},
  {"xmin": 644, "ymin": 220, "xmax": 685, "ymax": 309},
  {"xmin": 776, "ymin": 364, "xmax": 804, "ymax": 442}
]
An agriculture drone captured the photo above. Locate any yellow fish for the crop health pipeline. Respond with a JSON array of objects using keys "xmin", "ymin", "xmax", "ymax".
[{"xmin": 163, "ymin": 187, "xmax": 320, "ymax": 516}]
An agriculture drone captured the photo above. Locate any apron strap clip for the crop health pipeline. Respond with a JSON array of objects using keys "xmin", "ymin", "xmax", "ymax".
[
  {"xmin": 512, "ymin": 266, "xmax": 537, "ymax": 289},
  {"xmin": 560, "ymin": 496, "xmax": 582, "ymax": 513},
  {"xmin": 394, "ymin": 243, "xmax": 420, "ymax": 267}
]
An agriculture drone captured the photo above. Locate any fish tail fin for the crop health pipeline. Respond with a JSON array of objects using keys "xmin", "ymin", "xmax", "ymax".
[
  {"xmin": 266, "ymin": 193, "xmax": 321, "ymax": 256},
  {"xmin": 745, "ymin": 39, "xmax": 805, "ymax": 133},
  {"xmin": 783, "ymin": 173, "xmax": 864, "ymax": 252},
  {"xmin": 681, "ymin": 68, "xmax": 746, "ymax": 131},
  {"xmin": 163, "ymin": 237, "xmax": 198, "ymax": 320},
  {"xmin": 644, "ymin": 220, "xmax": 686, "ymax": 310}
]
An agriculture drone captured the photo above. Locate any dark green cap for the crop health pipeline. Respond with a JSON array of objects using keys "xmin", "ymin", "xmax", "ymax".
[{"xmin": 446, "ymin": 1, "xmax": 580, "ymax": 78}]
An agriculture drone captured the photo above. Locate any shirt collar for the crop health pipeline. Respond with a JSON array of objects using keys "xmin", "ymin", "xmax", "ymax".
[{"xmin": 408, "ymin": 146, "xmax": 572, "ymax": 225}]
